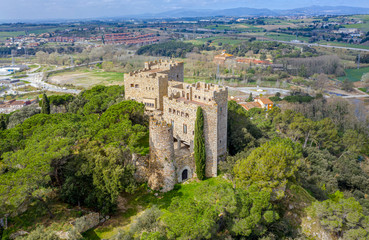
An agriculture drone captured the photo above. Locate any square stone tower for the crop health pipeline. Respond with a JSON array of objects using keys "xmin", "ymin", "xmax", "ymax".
[{"xmin": 124, "ymin": 60, "xmax": 184, "ymax": 111}]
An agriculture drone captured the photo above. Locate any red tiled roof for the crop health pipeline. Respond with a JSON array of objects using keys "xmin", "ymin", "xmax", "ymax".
[
  {"xmin": 240, "ymin": 102, "xmax": 261, "ymax": 110},
  {"xmin": 258, "ymin": 98, "xmax": 274, "ymax": 105}
]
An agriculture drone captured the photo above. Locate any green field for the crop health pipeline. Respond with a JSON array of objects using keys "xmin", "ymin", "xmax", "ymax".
[
  {"xmin": 203, "ymin": 25, "xmax": 232, "ymax": 30},
  {"xmin": 28, "ymin": 27, "xmax": 66, "ymax": 35},
  {"xmin": 203, "ymin": 24, "xmax": 264, "ymax": 32},
  {"xmin": 0, "ymin": 31, "xmax": 26, "ymax": 41},
  {"xmin": 48, "ymin": 68, "xmax": 124, "ymax": 89},
  {"xmin": 343, "ymin": 23, "xmax": 369, "ymax": 32},
  {"xmin": 317, "ymin": 41, "xmax": 369, "ymax": 50},
  {"xmin": 265, "ymin": 33, "xmax": 310, "ymax": 42},
  {"xmin": 186, "ymin": 36, "xmax": 245, "ymax": 46},
  {"xmin": 338, "ymin": 66, "xmax": 369, "ymax": 82},
  {"xmin": 345, "ymin": 15, "xmax": 369, "ymax": 32}
]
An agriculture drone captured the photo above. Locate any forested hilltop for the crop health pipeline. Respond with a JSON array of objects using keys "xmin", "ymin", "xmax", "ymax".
[{"xmin": 1, "ymin": 86, "xmax": 369, "ymax": 239}]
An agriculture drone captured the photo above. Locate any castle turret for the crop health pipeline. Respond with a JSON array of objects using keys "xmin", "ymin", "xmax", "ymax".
[{"xmin": 148, "ymin": 117, "xmax": 176, "ymax": 192}]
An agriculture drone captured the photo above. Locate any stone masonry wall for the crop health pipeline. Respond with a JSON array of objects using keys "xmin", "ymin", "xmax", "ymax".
[
  {"xmin": 162, "ymin": 96, "xmax": 197, "ymax": 145},
  {"xmin": 162, "ymin": 96, "xmax": 219, "ymax": 177},
  {"xmin": 215, "ymin": 89, "xmax": 228, "ymax": 160},
  {"xmin": 145, "ymin": 60, "xmax": 184, "ymax": 82},
  {"xmin": 124, "ymin": 72, "xmax": 168, "ymax": 110},
  {"xmin": 125, "ymin": 60, "xmax": 227, "ymax": 190},
  {"xmin": 148, "ymin": 117, "xmax": 176, "ymax": 192},
  {"xmin": 202, "ymin": 105, "xmax": 219, "ymax": 177}
]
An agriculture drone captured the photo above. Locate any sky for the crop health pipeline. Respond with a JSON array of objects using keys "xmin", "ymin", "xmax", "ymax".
[{"xmin": 1, "ymin": 0, "xmax": 369, "ymax": 20}]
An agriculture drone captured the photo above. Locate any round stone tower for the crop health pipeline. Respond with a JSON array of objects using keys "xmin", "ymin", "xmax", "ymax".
[{"xmin": 148, "ymin": 116, "xmax": 176, "ymax": 192}]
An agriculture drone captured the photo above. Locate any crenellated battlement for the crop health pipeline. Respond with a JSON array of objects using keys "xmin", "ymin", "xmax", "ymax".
[
  {"xmin": 144, "ymin": 59, "xmax": 184, "ymax": 70},
  {"xmin": 125, "ymin": 61, "xmax": 227, "ymax": 192}
]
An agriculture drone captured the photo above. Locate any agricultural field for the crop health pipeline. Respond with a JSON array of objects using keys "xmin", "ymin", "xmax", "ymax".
[
  {"xmin": 186, "ymin": 36, "xmax": 245, "ymax": 46},
  {"xmin": 264, "ymin": 32, "xmax": 310, "ymax": 42},
  {"xmin": 203, "ymin": 24, "xmax": 264, "ymax": 32},
  {"xmin": 0, "ymin": 31, "xmax": 26, "ymax": 41},
  {"xmin": 345, "ymin": 15, "xmax": 369, "ymax": 32},
  {"xmin": 317, "ymin": 41, "xmax": 369, "ymax": 50},
  {"xmin": 47, "ymin": 68, "xmax": 124, "ymax": 89},
  {"xmin": 338, "ymin": 66, "xmax": 369, "ymax": 82}
]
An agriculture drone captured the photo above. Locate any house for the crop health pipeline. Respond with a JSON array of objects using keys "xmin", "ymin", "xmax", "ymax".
[
  {"xmin": 241, "ymin": 102, "xmax": 262, "ymax": 111},
  {"xmin": 256, "ymin": 98, "xmax": 274, "ymax": 110},
  {"xmin": 236, "ymin": 58, "xmax": 271, "ymax": 65},
  {"xmin": 213, "ymin": 50, "xmax": 234, "ymax": 65},
  {"xmin": 240, "ymin": 97, "xmax": 274, "ymax": 111},
  {"xmin": 0, "ymin": 99, "xmax": 30, "ymax": 114}
]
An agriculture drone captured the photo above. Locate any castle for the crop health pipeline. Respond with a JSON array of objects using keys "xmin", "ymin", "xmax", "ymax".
[{"xmin": 125, "ymin": 60, "xmax": 228, "ymax": 192}]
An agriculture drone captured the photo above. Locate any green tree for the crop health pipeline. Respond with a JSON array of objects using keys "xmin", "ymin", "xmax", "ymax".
[
  {"xmin": 298, "ymin": 64, "xmax": 307, "ymax": 78},
  {"xmin": 234, "ymin": 138, "xmax": 302, "ymax": 199},
  {"xmin": 247, "ymin": 92, "xmax": 254, "ymax": 102},
  {"xmin": 227, "ymin": 101, "xmax": 262, "ymax": 155},
  {"xmin": 0, "ymin": 115, "xmax": 6, "ymax": 130},
  {"xmin": 308, "ymin": 192, "xmax": 369, "ymax": 239},
  {"xmin": 342, "ymin": 79, "xmax": 354, "ymax": 92},
  {"xmin": 194, "ymin": 107, "xmax": 206, "ymax": 180},
  {"xmin": 342, "ymin": 129, "xmax": 367, "ymax": 154},
  {"xmin": 41, "ymin": 93, "xmax": 50, "ymax": 114},
  {"xmin": 162, "ymin": 181, "xmax": 277, "ymax": 239}
]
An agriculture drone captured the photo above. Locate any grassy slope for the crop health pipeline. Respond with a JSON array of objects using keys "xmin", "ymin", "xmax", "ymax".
[
  {"xmin": 83, "ymin": 177, "xmax": 227, "ymax": 239},
  {"xmin": 47, "ymin": 69, "xmax": 124, "ymax": 89},
  {"xmin": 2, "ymin": 200, "xmax": 85, "ymax": 239}
]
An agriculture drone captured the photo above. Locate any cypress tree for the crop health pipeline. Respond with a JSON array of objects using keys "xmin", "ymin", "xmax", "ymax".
[
  {"xmin": 247, "ymin": 92, "xmax": 253, "ymax": 102},
  {"xmin": 41, "ymin": 93, "xmax": 50, "ymax": 114},
  {"xmin": 0, "ymin": 116, "xmax": 6, "ymax": 130},
  {"xmin": 194, "ymin": 106, "xmax": 206, "ymax": 180}
]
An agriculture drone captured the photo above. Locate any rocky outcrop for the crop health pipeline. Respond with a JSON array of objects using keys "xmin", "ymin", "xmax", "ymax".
[
  {"xmin": 70, "ymin": 212, "xmax": 100, "ymax": 233},
  {"xmin": 9, "ymin": 230, "xmax": 28, "ymax": 239}
]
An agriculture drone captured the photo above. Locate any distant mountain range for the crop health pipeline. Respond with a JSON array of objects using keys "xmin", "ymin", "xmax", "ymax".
[{"xmin": 130, "ymin": 6, "xmax": 369, "ymax": 19}]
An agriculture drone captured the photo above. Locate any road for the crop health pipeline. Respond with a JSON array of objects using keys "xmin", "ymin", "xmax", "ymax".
[
  {"xmin": 230, "ymin": 86, "xmax": 290, "ymax": 95},
  {"xmin": 23, "ymin": 72, "xmax": 81, "ymax": 95},
  {"xmin": 220, "ymin": 33, "xmax": 369, "ymax": 52},
  {"xmin": 275, "ymin": 40, "xmax": 369, "ymax": 53}
]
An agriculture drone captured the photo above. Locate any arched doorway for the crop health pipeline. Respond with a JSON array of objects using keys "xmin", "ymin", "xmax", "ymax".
[{"xmin": 182, "ymin": 169, "xmax": 188, "ymax": 181}]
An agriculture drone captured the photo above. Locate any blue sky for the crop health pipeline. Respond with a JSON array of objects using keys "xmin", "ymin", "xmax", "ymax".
[{"xmin": 2, "ymin": 0, "xmax": 369, "ymax": 20}]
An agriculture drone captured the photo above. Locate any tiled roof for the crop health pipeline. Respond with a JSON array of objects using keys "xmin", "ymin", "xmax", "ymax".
[
  {"xmin": 258, "ymin": 98, "xmax": 274, "ymax": 105},
  {"xmin": 240, "ymin": 102, "xmax": 261, "ymax": 110}
]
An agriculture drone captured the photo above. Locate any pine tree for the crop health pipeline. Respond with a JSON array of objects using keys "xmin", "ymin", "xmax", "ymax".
[
  {"xmin": 41, "ymin": 93, "xmax": 50, "ymax": 114},
  {"xmin": 194, "ymin": 107, "xmax": 206, "ymax": 180}
]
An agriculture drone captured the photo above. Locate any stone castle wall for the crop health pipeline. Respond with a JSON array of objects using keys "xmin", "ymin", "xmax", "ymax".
[
  {"xmin": 145, "ymin": 60, "xmax": 184, "ymax": 82},
  {"xmin": 162, "ymin": 96, "xmax": 220, "ymax": 178},
  {"xmin": 148, "ymin": 117, "xmax": 176, "ymax": 192},
  {"xmin": 125, "ymin": 61, "xmax": 228, "ymax": 190},
  {"xmin": 124, "ymin": 73, "xmax": 168, "ymax": 110},
  {"xmin": 162, "ymin": 96, "xmax": 198, "ymax": 145},
  {"xmin": 202, "ymin": 105, "xmax": 219, "ymax": 177},
  {"xmin": 214, "ymin": 89, "xmax": 228, "ymax": 160}
]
